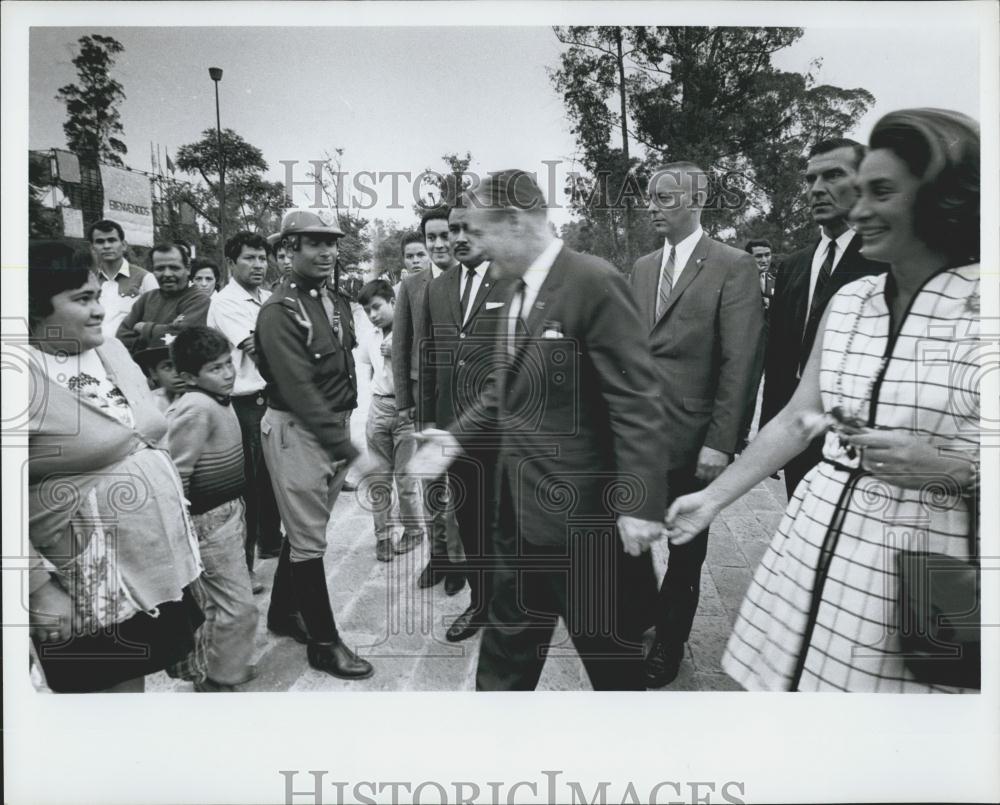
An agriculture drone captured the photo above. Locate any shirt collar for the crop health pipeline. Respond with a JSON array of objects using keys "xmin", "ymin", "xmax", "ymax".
[
  {"xmin": 430, "ymin": 265, "xmax": 445, "ymax": 279},
  {"xmin": 461, "ymin": 261, "xmax": 490, "ymax": 277},
  {"xmin": 224, "ymin": 279, "xmax": 267, "ymax": 304},
  {"xmin": 818, "ymin": 227, "xmax": 856, "ymax": 253},
  {"xmin": 522, "ymin": 239, "xmax": 563, "ymax": 294},
  {"xmin": 100, "ymin": 258, "xmax": 130, "ymax": 282},
  {"xmin": 663, "ymin": 226, "xmax": 704, "ymax": 267}
]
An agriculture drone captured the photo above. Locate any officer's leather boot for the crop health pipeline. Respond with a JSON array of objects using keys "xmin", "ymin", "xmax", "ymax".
[
  {"xmin": 266, "ymin": 540, "xmax": 309, "ymax": 643},
  {"xmin": 292, "ymin": 558, "xmax": 374, "ymax": 680}
]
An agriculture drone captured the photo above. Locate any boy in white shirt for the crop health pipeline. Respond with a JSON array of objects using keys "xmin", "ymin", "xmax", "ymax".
[{"xmin": 356, "ymin": 279, "xmax": 426, "ymax": 562}]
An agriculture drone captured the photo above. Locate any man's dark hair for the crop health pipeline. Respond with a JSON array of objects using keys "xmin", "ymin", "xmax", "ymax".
[
  {"xmin": 146, "ymin": 241, "xmax": 191, "ymax": 270},
  {"xmin": 744, "ymin": 238, "xmax": 772, "ymax": 254},
  {"xmin": 420, "ymin": 205, "xmax": 451, "ymax": 239},
  {"xmin": 170, "ymin": 325, "xmax": 232, "ymax": 376},
  {"xmin": 358, "ymin": 278, "xmax": 395, "ymax": 307},
  {"xmin": 808, "ymin": 138, "xmax": 867, "ymax": 169},
  {"xmin": 224, "ymin": 231, "xmax": 271, "ymax": 262},
  {"xmin": 399, "ymin": 230, "xmax": 425, "ymax": 257},
  {"xmin": 86, "ymin": 219, "xmax": 125, "ymax": 242},
  {"xmin": 28, "ymin": 241, "xmax": 94, "ymax": 327}
]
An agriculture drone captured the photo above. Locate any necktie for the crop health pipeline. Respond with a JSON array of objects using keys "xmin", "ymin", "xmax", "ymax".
[
  {"xmin": 807, "ymin": 240, "xmax": 837, "ymax": 325},
  {"xmin": 507, "ymin": 279, "xmax": 528, "ymax": 356},
  {"xmin": 655, "ymin": 245, "xmax": 676, "ymax": 320},
  {"xmin": 460, "ymin": 266, "xmax": 476, "ymax": 326},
  {"xmin": 798, "ymin": 240, "xmax": 838, "ymax": 372},
  {"xmin": 319, "ymin": 286, "xmax": 341, "ymax": 343}
]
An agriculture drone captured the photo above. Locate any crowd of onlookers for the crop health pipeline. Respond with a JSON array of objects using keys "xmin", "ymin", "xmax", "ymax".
[{"xmin": 26, "ymin": 106, "xmax": 981, "ymax": 693}]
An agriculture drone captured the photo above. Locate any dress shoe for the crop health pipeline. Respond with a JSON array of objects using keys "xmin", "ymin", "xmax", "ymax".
[
  {"xmin": 267, "ymin": 612, "xmax": 310, "ymax": 644},
  {"xmin": 394, "ymin": 530, "xmax": 423, "ymax": 555},
  {"xmin": 645, "ymin": 640, "xmax": 684, "ymax": 688},
  {"xmin": 445, "ymin": 606, "xmax": 482, "ymax": 643},
  {"xmin": 375, "ymin": 539, "xmax": 394, "ymax": 562},
  {"xmin": 341, "ymin": 479, "xmax": 357, "ymax": 492},
  {"xmin": 258, "ymin": 547, "xmax": 282, "ymax": 560},
  {"xmin": 249, "ymin": 570, "xmax": 265, "ymax": 595},
  {"xmin": 417, "ymin": 562, "xmax": 442, "ymax": 589},
  {"xmin": 444, "ymin": 571, "xmax": 466, "ymax": 596},
  {"xmin": 307, "ymin": 640, "xmax": 374, "ymax": 680}
]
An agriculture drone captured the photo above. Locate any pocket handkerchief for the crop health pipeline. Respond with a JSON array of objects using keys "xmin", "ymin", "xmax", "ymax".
[{"xmin": 486, "ymin": 301, "xmax": 505, "ymax": 310}]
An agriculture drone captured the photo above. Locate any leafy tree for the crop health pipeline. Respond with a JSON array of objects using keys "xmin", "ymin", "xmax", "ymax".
[
  {"xmin": 56, "ymin": 35, "xmax": 129, "ymax": 166},
  {"xmin": 414, "ymin": 152, "xmax": 476, "ymax": 215},
  {"xmin": 370, "ymin": 219, "xmax": 412, "ymax": 281},
  {"xmin": 165, "ymin": 128, "xmax": 289, "ymax": 256},
  {"xmin": 550, "ymin": 26, "xmax": 875, "ymax": 265},
  {"xmin": 29, "ymin": 155, "xmax": 62, "ymax": 239}
]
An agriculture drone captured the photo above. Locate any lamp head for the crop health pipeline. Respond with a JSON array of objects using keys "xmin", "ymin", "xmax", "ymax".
[{"xmin": 208, "ymin": 67, "xmax": 223, "ymax": 82}]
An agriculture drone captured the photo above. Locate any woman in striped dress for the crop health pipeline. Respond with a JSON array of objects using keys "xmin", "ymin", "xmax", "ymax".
[{"xmin": 663, "ymin": 108, "xmax": 981, "ymax": 692}]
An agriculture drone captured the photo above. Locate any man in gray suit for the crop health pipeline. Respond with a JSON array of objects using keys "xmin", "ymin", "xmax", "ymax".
[
  {"xmin": 391, "ymin": 206, "xmax": 464, "ymax": 593},
  {"xmin": 630, "ymin": 162, "xmax": 765, "ymax": 688}
]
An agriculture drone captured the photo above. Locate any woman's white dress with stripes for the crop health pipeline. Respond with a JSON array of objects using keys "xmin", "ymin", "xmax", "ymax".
[{"xmin": 722, "ymin": 264, "xmax": 979, "ymax": 692}]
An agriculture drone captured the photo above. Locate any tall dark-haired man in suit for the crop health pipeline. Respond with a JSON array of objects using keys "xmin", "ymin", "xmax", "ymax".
[
  {"xmin": 392, "ymin": 206, "xmax": 464, "ymax": 594},
  {"xmin": 419, "ymin": 203, "xmax": 511, "ymax": 643},
  {"xmin": 412, "ymin": 170, "xmax": 668, "ymax": 690},
  {"xmin": 761, "ymin": 139, "xmax": 888, "ymax": 498},
  {"xmin": 631, "ymin": 162, "xmax": 765, "ymax": 688}
]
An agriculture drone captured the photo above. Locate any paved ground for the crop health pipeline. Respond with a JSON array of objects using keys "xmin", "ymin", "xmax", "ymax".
[{"xmin": 149, "ymin": 315, "xmax": 788, "ymax": 693}]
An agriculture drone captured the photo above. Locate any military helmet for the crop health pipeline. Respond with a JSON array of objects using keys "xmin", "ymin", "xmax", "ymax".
[{"xmin": 278, "ymin": 208, "xmax": 344, "ymax": 239}]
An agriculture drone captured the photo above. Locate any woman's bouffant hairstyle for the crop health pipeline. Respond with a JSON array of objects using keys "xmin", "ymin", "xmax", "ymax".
[
  {"xmin": 868, "ymin": 108, "xmax": 979, "ymax": 264},
  {"xmin": 28, "ymin": 241, "xmax": 95, "ymax": 328}
]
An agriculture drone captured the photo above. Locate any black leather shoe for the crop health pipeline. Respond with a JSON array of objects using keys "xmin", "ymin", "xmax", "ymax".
[
  {"xmin": 375, "ymin": 539, "xmax": 394, "ymax": 562},
  {"xmin": 444, "ymin": 571, "xmax": 466, "ymax": 596},
  {"xmin": 446, "ymin": 606, "xmax": 482, "ymax": 643},
  {"xmin": 341, "ymin": 480, "xmax": 357, "ymax": 492},
  {"xmin": 258, "ymin": 547, "xmax": 282, "ymax": 560},
  {"xmin": 307, "ymin": 640, "xmax": 374, "ymax": 679},
  {"xmin": 645, "ymin": 640, "xmax": 684, "ymax": 688},
  {"xmin": 394, "ymin": 531, "xmax": 422, "ymax": 555},
  {"xmin": 267, "ymin": 612, "xmax": 310, "ymax": 644},
  {"xmin": 417, "ymin": 562, "xmax": 442, "ymax": 589}
]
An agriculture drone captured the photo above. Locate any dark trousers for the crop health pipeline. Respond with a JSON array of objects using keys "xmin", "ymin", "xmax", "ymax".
[
  {"xmin": 655, "ymin": 466, "xmax": 710, "ymax": 647},
  {"xmin": 476, "ymin": 474, "xmax": 655, "ymax": 691},
  {"xmin": 448, "ymin": 447, "xmax": 497, "ymax": 614},
  {"xmin": 783, "ymin": 436, "xmax": 823, "ymax": 499},
  {"xmin": 232, "ymin": 393, "xmax": 284, "ymax": 569}
]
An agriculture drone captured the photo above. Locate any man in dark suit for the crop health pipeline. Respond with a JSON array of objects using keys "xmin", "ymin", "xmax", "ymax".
[
  {"xmin": 761, "ymin": 139, "xmax": 888, "ymax": 498},
  {"xmin": 419, "ymin": 205, "xmax": 512, "ymax": 642},
  {"xmin": 631, "ymin": 162, "xmax": 766, "ymax": 688},
  {"xmin": 412, "ymin": 171, "xmax": 668, "ymax": 690},
  {"xmin": 391, "ymin": 207, "xmax": 464, "ymax": 594}
]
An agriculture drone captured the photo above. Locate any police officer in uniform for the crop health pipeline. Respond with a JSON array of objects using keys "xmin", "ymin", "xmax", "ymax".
[{"xmin": 255, "ymin": 209, "xmax": 373, "ymax": 680}]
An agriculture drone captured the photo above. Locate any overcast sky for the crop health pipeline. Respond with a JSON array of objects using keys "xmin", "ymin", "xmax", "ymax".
[{"xmin": 28, "ymin": 21, "xmax": 981, "ymax": 229}]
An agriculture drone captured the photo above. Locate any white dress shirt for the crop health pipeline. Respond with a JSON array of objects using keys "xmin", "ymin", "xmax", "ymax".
[
  {"xmin": 458, "ymin": 262, "xmax": 490, "ymax": 324},
  {"xmin": 357, "ymin": 326, "xmax": 394, "ymax": 397},
  {"xmin": 207, "ymin": 280, "xmax": 271, "ymax": 396},
  {"xmin": 508, "ymin": 238, "xmax": 564, "ymax": 346},
  {"xmin": 98, "ymin": 259, "xmax": 159, "ymax": 339},
  {"xmin": 659, "ymin": 226, "xmax": 704, "ymax": 286},
  {"xmin": 807, "ymin": 228, "xmax": 856, "ymax": 305}
]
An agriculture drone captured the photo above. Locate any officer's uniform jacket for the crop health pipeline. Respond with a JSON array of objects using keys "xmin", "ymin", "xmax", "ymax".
[{"xmin": 254, "ymin": 273, "xmax": 359, "ymax": 463}]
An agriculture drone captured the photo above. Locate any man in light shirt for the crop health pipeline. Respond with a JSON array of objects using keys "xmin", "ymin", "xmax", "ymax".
[
  {"xmin": 356, "ymin": 279, "xmax": 426, "ymax": 562},
  {"xmin": 88, "ymin": 219, "xmax": 158, "ymax": 340},
  {"xmin": 208, "ymin": 232, "xmax": 284, "ymax": 586}
]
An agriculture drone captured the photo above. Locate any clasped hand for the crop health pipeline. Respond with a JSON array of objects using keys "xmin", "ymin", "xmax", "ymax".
[{"xmin": 842, "ymin": 427, "xmax": 976, "ymax": 491}]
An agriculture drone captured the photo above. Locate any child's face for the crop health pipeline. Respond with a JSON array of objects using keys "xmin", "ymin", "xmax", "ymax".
[
  {"xmin": 364, "ymin": 295, "xmax": 394, "ymax": 330},
  {"xmin": 151, "ymin": 359, "xmax": 187, "ymax": 395},
  {"xmin": 188, "ymin": 353, "xmax": 236, "ymax": 396}
]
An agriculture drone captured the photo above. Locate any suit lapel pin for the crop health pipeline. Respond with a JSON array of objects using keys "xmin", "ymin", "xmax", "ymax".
[{"xmin": 535, "ymin": 301, "xmax": 546, "ymax": 310}]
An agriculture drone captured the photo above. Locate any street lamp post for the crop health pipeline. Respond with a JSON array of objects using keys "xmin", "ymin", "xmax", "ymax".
[{"xmin": 209, "ymin": 67, "xmax": 226, "ymax": 278}]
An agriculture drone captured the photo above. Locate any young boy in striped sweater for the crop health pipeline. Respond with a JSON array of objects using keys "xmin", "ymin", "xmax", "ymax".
[{"xmin": 166, "ymin": 326, "xmax": 259, "ymax": 692}]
